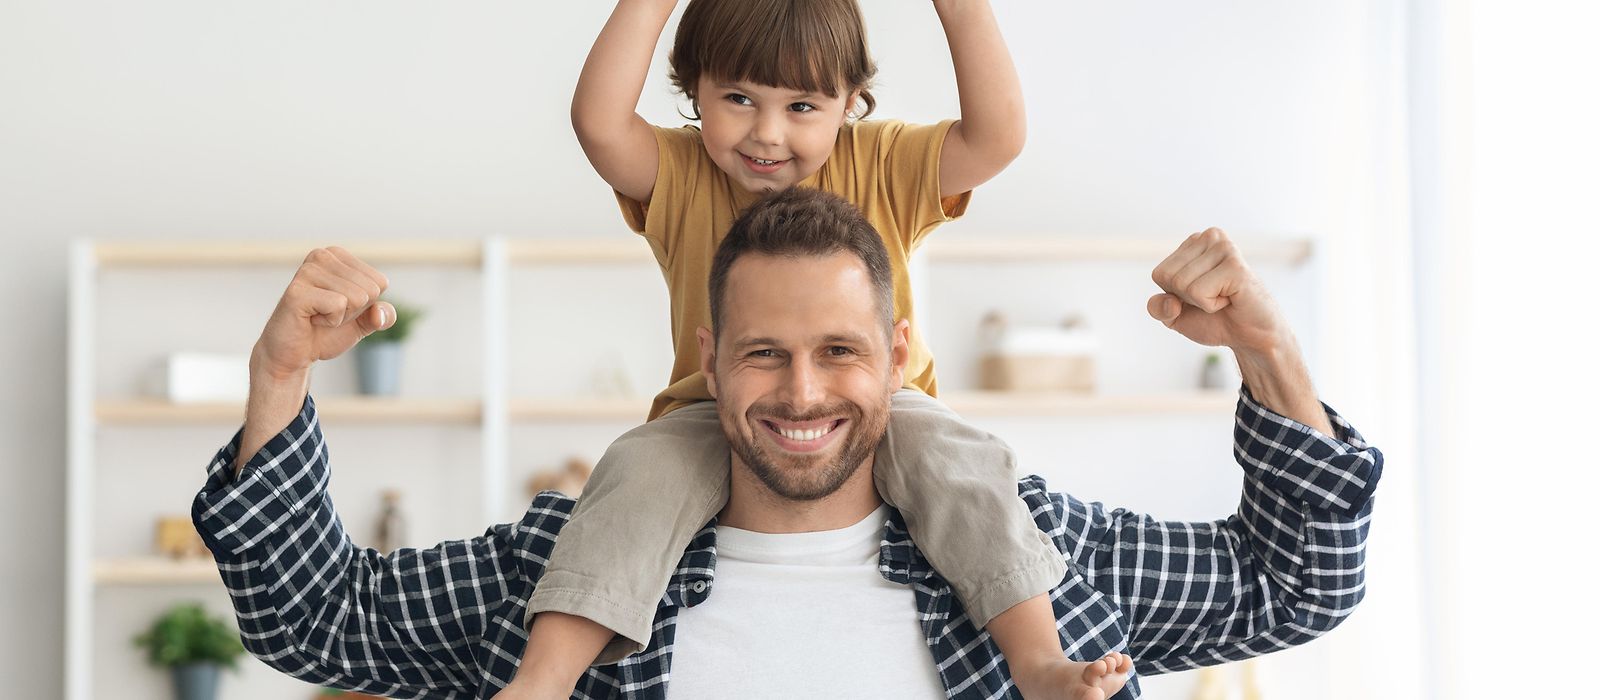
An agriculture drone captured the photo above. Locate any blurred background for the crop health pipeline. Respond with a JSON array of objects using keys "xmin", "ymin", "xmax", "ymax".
[{"xmin": 2, "ymin": 1, "xmax": 1595, "ymax": 698}]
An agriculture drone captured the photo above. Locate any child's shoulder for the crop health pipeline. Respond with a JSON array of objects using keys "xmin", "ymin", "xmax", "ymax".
[
  {"xmin": 841, "ymin": 118, "xmax": 905, "ymax": 139},
  {"xmin": 837, "ymin": 118, "xmax": 952, "ymax": 153}
]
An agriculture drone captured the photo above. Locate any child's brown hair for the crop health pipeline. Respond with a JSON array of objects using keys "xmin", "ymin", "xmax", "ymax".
[{"xmin": 669, "ymin": 0, "xmax": 878, "ymax": 119}]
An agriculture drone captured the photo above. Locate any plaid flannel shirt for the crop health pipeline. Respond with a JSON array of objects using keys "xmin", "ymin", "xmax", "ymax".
[{"xmin": 193, "ymin": 387, "xmax": 1381, "ymax": 699}]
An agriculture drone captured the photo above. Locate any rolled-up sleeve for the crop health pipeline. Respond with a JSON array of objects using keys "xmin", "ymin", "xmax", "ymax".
[
  {"xmin": 1031, "ymin": 385, "xmax": 1383, "ymax": 674},
  {"xmin": 1232, "ymin": 386, "xmax": 1381, "ymax": 518},
  {"xmin": 192, "ymin": 395, "xmax": 530, "ymax": 699}
]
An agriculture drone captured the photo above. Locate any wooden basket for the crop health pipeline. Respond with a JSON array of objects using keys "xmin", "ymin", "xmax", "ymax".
[{"xmin": 978, "ymin": 354, "xmax": 1095, "ymax": 392}]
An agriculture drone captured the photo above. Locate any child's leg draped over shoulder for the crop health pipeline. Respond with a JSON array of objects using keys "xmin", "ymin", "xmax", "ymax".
[
  {"xmin": 875, "ymin": 389, "xmax": 1067, "ymax": 627},
  {"xmin": 526, "ymin": 401, "xmax": 730, "ymax": 664}
]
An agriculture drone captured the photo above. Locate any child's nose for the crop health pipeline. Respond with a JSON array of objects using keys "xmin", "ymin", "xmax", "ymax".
[{"xmin": 751, "ymin": 111, "xmax": 785, "ymax": 147}]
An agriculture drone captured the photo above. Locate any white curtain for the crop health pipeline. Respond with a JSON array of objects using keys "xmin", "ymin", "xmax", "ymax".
[{"xmin": 1412, "ymin": 1, "xmax": 1599, "ymax": 697}]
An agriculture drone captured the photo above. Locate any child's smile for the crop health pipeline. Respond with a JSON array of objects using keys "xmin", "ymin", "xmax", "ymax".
[{"xmin": 739, "ymin": 152, "xmax": 791, "ymax": 175}]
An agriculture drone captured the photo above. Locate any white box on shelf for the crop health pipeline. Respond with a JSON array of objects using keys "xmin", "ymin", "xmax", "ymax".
[
  {"xmin": 152, "ymin": 352, "xmax": 249, "ymax": 402},
  {"xmin": 978, "ymin": 313, "xmax": 1100, "ymax": 392}
]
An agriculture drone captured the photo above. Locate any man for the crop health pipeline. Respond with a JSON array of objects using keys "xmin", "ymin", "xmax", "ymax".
[{"xmin": 193, "ymin": 189, "xmax": 1380, "ymax": 699}]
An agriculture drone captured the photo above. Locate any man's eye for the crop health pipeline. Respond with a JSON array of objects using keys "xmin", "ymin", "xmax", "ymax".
[
  {"xmin": 726, "ymin": 93, "xmax": 753, "ymax": 106},
  {"xmin": 750, "ymin": 349, "xmax": 777, "ymax": 358},
  {"xmin": 827, "ymin": 346, "xmax": 854, "ymax": 356},
  {"xmin": 790, "ymin": 102, "xmax": 817, "ymax": 113}
]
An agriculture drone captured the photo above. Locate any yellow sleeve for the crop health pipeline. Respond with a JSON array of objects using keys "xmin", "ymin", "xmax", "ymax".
[
  {"xmin": 846, "ymin": 119, "xmax": 972, "ymax": 249},
  {"xmin": 612, "ymin": 125, "xmax": 708, "ymax": 241}
]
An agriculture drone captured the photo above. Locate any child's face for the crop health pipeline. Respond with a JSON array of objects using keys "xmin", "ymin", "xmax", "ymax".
[{"xmin": 696, "ymin": 76, "xmax": 859, "ymax": 193}]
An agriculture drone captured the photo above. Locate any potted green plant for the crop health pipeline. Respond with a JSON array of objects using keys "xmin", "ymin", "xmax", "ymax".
[
  {"xmin": 355, "ymin": 299, "xmax": 425, "ymax": 396},
  {"xmin": 133, "ymin": 603, "xmax": 245, "ymax": 700}
]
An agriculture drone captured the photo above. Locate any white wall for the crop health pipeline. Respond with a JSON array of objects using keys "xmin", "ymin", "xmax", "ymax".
[{"xmin": 0, "ymin": 2, "xmax": 1414, "ymax": 698}]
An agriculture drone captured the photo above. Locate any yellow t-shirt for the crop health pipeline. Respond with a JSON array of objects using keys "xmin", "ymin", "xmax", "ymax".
[{"xmin": 617, "ymin": 119, "xmax": 970, "ymax": 420}]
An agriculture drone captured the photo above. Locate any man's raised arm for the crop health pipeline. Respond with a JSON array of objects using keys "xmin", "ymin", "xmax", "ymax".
[
  {"xmin": 1145, "ymin": 228, "xmax": 1334, "ymax": 436},
  {"xmin": 192, "ymin": 248, "xmax": 534, "ymax": 697},
  {"xmin": 233, "ymin": 246, "xmax": 391, "ymax": 476},
  {"xmin": 1039, "ymin": 228, "xmax": 1381, "ymax": 670}
]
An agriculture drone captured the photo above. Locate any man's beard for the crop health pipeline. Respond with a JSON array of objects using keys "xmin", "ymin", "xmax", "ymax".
[{"xmin": 720, "ymin": 394, "xmax": 891, "ymax": 502}]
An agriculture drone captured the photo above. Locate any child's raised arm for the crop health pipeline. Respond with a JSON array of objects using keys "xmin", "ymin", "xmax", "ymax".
[
  {"xmin": 571, "ymin": 0, "xmax": 678, "ymax": 204},
  {"xmin": 931, "ymin": 0, "xmax": 1027, "ymax": 198}
]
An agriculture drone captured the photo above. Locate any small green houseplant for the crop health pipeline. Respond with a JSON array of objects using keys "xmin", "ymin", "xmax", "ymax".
[
  {"xmin": 133, "ymin": 603, "xmax": 245, "ymax": 700},
  {"xmin": 355, "ymin": 299, "xmax": 425, "ymax": 395}
]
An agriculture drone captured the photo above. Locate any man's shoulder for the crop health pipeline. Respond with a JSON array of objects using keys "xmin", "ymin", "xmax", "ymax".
[
  {"xmin": 522, "ymin": 490, "xmax": 579, "ymax": 530},
  {"xmin": 506, "ymin": 491, "xmax": 581, "ymax": 559},
  {"xmin": 1015, "ymin": 474, "xmax": 1062, "ymax": 510},
  {"xmin": 1014, "ymin": 475, "xmax": 1084, "ymax": 558}
]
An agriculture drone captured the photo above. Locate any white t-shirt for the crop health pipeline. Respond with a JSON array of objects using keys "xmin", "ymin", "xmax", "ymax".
[{"xmin": 666, "ymin": 506, "xmax": 947, "ymax": 699}]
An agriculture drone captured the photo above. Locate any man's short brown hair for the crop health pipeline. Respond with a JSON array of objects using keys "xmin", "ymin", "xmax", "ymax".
[{"xmin": 708, "ymin": 188, "xmax": 894, "ymax": 340}]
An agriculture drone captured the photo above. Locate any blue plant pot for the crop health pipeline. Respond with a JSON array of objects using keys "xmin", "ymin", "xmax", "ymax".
[
  {"xmin": 355, "ymin": 341, "xmax": 405, "ymax": 396},
  {"xmin": 173, "ymin": 662, "xmax": 220, "ymax": 700}
]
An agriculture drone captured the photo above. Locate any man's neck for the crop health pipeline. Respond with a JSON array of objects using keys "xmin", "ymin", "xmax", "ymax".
[{"xmin": 717, "ymin": 459, "xmax": 884, "ymax": 534}]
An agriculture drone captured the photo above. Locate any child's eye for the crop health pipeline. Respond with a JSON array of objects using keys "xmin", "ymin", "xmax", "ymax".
[
  {"xmin": 789, "ymin": 102, "xmax": 817, "ymax": 113},
  {"xmin": 725, "ymin": 93, "xmax": 753, "ymax": 106}
]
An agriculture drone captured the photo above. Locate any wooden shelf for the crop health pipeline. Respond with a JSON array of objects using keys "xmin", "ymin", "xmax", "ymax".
[
  {"xmin": 505, "ymin": 239, "xmax": 655, "ymax": 265},
  {"xmin": 94, "ymin": 241, "xmax": 484, "ymax": 267},
  {"xmin": 94, "ymin": 558, "xmax": 220, "ymax": 586},
  {"xmin": 940, "ymin": 390, "xmax": 1237, "ymax": 416},
  {"xmin": 96, "ymin": 397, "xmax": 482, "ymax": 424},
  {"xmin": 92, "ymin": 237, "xmax": 1312, "ymax": 268},
  {"xmin": 509, "ymin": 397, "xmax": 652, "ymax": 421},
  {"xmin": 506, "ymin": 391, "xmax": 1237, "ymax": 421},
  {"xmin": 93, "ymin": 239, "xmax": 658, "ymax": 268},
  {"xmin": 98, "ymin": 392, "xmax": 1237, "ymax": 425},
  {"xmin": 921, "ymin": 237, "xmax": 1312, "ymax": 265}
]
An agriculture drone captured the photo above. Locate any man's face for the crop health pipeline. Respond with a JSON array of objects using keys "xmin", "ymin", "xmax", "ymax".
[{"xmin": 698, "ymin": 252, "xmax": 908, "ymax": 501}]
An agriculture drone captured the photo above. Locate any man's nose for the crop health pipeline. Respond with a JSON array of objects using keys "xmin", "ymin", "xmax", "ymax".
[{"xmin": 777, "ymin": 359, "xmax": 826, "ymax": 411}]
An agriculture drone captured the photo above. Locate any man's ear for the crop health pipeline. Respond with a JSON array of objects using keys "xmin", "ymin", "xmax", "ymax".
[
  {"xmin": 696, "ymin": 326, "xmax": 718, "ymax": 397},
  {"xmin": 890, "ymin": 319, "xmax": 910, "ymax": 386}
]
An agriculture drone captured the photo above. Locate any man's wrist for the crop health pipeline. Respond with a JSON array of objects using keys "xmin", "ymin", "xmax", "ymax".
[
  {"xmin": 249, "ymin": 344, "xmax": 309, "ymax": 386},
  {"xmin": 235, "ymin": 348, "xmax": 312, "ymax": 477},
  {"xmin": 1231, "ymin": 334, "xmax": 1336, "ymax": 436}
]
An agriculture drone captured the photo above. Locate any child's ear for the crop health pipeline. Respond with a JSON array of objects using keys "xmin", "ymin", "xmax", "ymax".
[
  {"xmin": 696, "ymin": 326, "xmax": 718, "ymax": 396},
  {"xmin": 845, "ymin": 88, "xmax": 864, "ymax": 120}
]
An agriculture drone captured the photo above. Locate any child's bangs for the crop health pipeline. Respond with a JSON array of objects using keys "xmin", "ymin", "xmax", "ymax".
[{"xmin": 701, "ymin": 4, "xmax": 862, "ymax": 98}]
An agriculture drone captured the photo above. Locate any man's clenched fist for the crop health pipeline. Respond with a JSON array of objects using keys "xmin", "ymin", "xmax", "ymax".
[
  {"xmin": 252, "ymin": 246, "xmax": 395, "ymax": 382},
  {"xmin": 1146, "ymin": 227, "xmax": 1288, "ymax": 355},
  {"xmin": 1146, "ymin": 227, "xmax": 1333, "ymax": 435}
]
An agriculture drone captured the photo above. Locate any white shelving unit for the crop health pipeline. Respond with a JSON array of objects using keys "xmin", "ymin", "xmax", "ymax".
[{"xmin": 65, "ymin": 235, "xmax": 1310, "ymax": 699}]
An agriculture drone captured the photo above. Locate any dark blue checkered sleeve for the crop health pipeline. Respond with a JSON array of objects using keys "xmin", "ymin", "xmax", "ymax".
[
  {"xmin": 1029, "ymin": 386, "xmax": 1382, "ymax": 674},
  {"xmin": 191, "ymin": 395, "xmax": 528, "ymax": 699}
]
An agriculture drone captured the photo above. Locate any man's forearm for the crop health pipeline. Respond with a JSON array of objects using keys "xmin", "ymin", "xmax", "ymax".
[
  {"xmin": 233, "ymin": 349, "xmax": 311, "ymax": 477},
  {"xmin": 1233, "ymin": 335, "xmax": 1336, "ymax": 436}
]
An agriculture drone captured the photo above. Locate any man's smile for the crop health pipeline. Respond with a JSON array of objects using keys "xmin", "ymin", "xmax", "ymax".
[{"xmin": 758, "ymin": 417, "xmax": 848, "ymax": 453}]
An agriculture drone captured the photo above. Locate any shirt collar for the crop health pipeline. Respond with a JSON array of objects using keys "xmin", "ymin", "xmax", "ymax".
[{"xmin": 661, "ymin": 506, "xmax": 937, "ymax": 610}]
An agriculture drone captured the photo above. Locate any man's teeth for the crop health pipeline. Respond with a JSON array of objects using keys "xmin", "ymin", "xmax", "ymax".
[{"xmin": 777, "ymin": 423, "xmax": 835, "ymax": 441}]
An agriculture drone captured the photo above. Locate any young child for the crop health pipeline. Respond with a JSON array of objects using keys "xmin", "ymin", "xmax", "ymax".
[{"xmin": 505, "ymin": 1, "xmax": 1131, "ymax": 697}]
